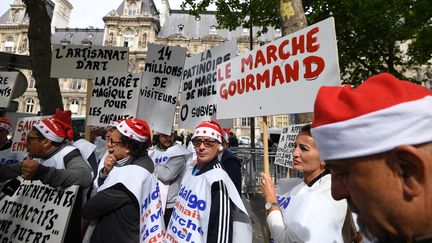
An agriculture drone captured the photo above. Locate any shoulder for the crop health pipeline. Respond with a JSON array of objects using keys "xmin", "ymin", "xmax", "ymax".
[{"xmin": 133, "ymin": 154, "xmax": 155, "ymax": 173}]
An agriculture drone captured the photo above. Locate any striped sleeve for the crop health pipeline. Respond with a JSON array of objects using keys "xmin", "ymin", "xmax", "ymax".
[{"xmin": 207, "ymin": 164, "xmax": 233, "ymax": 243}]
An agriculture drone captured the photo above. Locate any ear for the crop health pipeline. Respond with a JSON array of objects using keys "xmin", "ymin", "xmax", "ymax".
[
  {"xmin": 218, "ymin": 145, "xmax": 223, "ymax": 152},
  {"xmin": 391, "ymin": 145, "xmax": 428, "ymax": 198}
]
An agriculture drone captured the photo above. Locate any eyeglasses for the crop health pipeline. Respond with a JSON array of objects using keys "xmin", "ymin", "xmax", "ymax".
[
  {"xmin": 108, "ymin": 138, "xmax": 122, "ymax": 147},
  {"xmin": 26, "ymin": 135, "xmax": 42, "ymax": 142},
  {"xmin": 192, "ymin": 139, "xmax": 217, "ymax": 148}
]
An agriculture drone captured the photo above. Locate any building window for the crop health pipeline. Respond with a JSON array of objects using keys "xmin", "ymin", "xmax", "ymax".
[
  {"xmin": 128, "ymin": 2, "xmax": 138, "ymax": 15},
  {"xmin": 275, "ymin": 115, "xmax": 289, "ymax": 127},
  {"xmin": 123, "ymin": 30, "xmax": 135, "ymax": 48},
  {"xmin": 241, "ymin": 118, "xmax": 251, "ymax": 127},
  {"xmin": 69, "ymin": 99, "xmax": 79, "ymax": 114},
  {"xmin": 25, "ymin": 98, "xmax": 34, "ymax": 113},
  {"xmin": 70, "ymin": 79, "xmax": 82, "ymax": 90},
  {"xmin": 4, "ymin": 37, "xmax": 14, "ymax": 53},
  {"xmin": 210, "ymin": 25, "xmax": 217, "ymax": 34},
  {"xmin": 29, "ymin": 78, "xmax": 36, "ymax": 89}
]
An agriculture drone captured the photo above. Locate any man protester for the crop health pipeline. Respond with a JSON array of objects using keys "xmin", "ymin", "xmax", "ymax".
[
  {"xmin": 0, "ymin": 109, "xmax": 93, "ymax": 243},
  {"xmin": 220, "ymin": 130, "xmax": 242, "ymax": 195},
  {"xmin": 165, "ymin": 120, "xmax": 252, "ymax": 243},
  {"xmin": 149, "ymin": 130, "xmax": 191, "ymax": 227},
  {"xmin": 83, "ymin": 118, "xmax": 162, "ymax": 243},
  {"xmin": 311, "ymin": 73, "xmax": 432, "ymax": 242}
]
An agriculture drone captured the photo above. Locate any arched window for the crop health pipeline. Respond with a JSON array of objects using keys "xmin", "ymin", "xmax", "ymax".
[
  {"xmin": 4, "ymin": 37, "xmax": 14, "ymax": 52},
  {"xmin": 69, "ymin": 99, "xmax": 79, "ymax": 114},
  {"xmin": 70, "ymin": 79, "xmax": 82, "ymax": 90},
  {"xmin": 128, "ymin": 2, "xmax": 138, "ymax": 15},
  {"xmin": 123, "ymin": 30, "xmax": 135, "ymax": 48},
  {"xmin": 25, "ymin": 98, "xmax": 34, "ymax": 113}
]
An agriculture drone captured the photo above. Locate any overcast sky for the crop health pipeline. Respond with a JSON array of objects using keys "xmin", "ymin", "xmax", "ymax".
[{"xmin": 0, "ymin": 0, "xmax": 188, "ymax": 28}]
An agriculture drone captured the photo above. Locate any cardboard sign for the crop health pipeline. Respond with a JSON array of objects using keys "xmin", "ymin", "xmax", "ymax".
[
  {"xmin": 87, "ymin": 73, "xmax": 141, "ymax": 127},
  {"xmin": 11, "ymin": 116, "xmax": 49, "ymax": 153},
  {"xmin": 138, "ymin": 44, "xmax": 187, "ymax": 134},
  {"xmin": 0, "ymin": 179, "xmax": 78, "ymax": 243},
  {"xmin": 0, "ymin": 72, "xmax": 18, "ymax": 108},
  {"xmin": 179, "ymin": 41, "xmax": 236, "ymax": 128},
  {"xmin": 216, "ymin": 17, "xmax": 340, "ymax": 119},
  {"xmin": 50, "ymin": 44, "xmax": 129, "ymax": 79},
  {"xmin": 274, "ymin": 123, "xmax": 308, "ymax": 168}
]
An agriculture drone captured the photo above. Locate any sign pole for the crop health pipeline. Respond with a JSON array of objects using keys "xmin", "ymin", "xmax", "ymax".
[
  {"xmin": 263, "ymin": 116, "xmax": 270, "ymax": 175},
  {"xmin": 85, "ymin": 79, "xmax": 93, "ymax": 141}
]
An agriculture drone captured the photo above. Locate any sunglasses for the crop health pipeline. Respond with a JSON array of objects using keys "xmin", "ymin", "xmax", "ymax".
[{"xmin": 192, "ymin": 139, "xmax": 217, "ymax": 148}]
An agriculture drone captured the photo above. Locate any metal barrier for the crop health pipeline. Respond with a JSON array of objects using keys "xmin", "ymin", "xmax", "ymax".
[{"xmin": 230, "ymin": 147, "xmax": 303, "ymax": 197}]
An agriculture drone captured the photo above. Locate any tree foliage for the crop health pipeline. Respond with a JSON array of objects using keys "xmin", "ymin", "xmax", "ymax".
[{"xmin": 181, "ymin": 0, "xmax": 432, "ymax": 86}]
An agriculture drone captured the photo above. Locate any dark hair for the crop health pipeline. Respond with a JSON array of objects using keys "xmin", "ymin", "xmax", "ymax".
[
  {"xmin": 299, "ymin": 124, "xmax": 312, "ymax": 136},
  {"xmin": 34, "ymin": 128, "xmax": 65, "ymax": 147},
  {"xmin": 120, "ymin": 134, "xmax": 149, "ymax": 157}
]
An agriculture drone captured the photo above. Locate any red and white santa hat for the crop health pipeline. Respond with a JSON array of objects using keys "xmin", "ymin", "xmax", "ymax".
[
  {"xmin": 34, "ymin": 109, "xmax": 74, "ymax": 142},
  {"xmin": 192, "ymin": 120, "xmax": 224, "ymax": 143},
  {"xmin": 107, "ymin": 120, "xmax": 121, "ymax": 129},
  {"xmin": 311, "ymin": 73, "xmax": 432, "ymax": 160},
  {"xmin": 0, "ymin": 118, "xmax": 12, "ymax": 133},
  {"xmin": 116, "ymin": 118, "xmax": 152, "ymax": 143}
]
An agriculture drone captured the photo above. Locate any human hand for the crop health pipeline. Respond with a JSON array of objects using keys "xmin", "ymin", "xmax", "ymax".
[
  {"xmin": 103, "ymin": 153, "xmax": 117, "ymax": 176},
  {"xmin": 260, "ymin": 172, "xmax": 278, "ymax": 203},
  {"xmin": 21, "ymin": 158, "xmax": 39, "ymax": 180}
]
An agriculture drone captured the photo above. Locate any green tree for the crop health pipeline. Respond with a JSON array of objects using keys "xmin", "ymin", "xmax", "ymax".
[
  {"xmin": 23, "ymin": 0, "xmax": 63, "ymax": 115},
  {"xmin": 181, "ymin": 0, "xmax": 432, "ymax": 86}
]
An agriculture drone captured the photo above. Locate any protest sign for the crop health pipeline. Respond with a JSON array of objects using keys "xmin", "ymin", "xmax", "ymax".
[
  {"xmin": 216, "ymin": 17, "xmax": 340, "ymax": 119},
  {"xmin": 179, "ymin": 41, "xmax": 236, "ymax": 128},
  {"xmin": 0, "ymin": 72, "xmax": 18, "ymax": 108},
  {"xmin": 138, "ymin": 44, "xmax": 187, "ymax": 134},
  {"xmin": 87, "ymin": 73, "xmax": 141, "ymax": 127},
  {"xmin": 274, "ymin": 123, "xmax": 307, "ymax": 168},
  {"xmin": 11, "ymin": 116, "xmax": 49, "ymax": 153},
  {"xmin": 0, "ymin": 179, "xmax": 78, "ymax": 243},
  {"xmin": 50, "ymin": 44, "xmax": 129, "ymax": 79}
]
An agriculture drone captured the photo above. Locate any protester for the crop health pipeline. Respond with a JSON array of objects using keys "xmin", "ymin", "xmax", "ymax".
[
  {"xmin": 0, "ymin": 117, "xmax": 26, "ymax": 165},
  {"xmin": 0, "ymin": 109, "xmax": 93, "ymax": 243},
  {"xmin": 165, "ymin": 120, "xmax": 252, "ymax": 243},
  {"xmin": 149, "ymin": 130, "xmax": 191, "ymax": 227},
  {"xmin": 228, "ymin": 132, "xmax": 239, "ymax": 147},
  {"xmin": 261, "ymin": 124, "xmax": 347, "ymax": 243},
  {"xmin": 83, "ymin": 118, "xmax": 160, "ymax": 243},
  {"xmin": 311, "ymin": 73, "xmax": 432, "ymax": 242},
  {"xmin": 220, "ymin": 130, "xmax": 242, "ymax": 194}
]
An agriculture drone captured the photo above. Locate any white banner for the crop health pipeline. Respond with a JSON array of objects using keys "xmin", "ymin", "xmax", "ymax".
[
  {"xmin": 11, "ymin": 116, "xmax": 49, "ymax": 153},
  {"xmin": 179, "ymin": 41, "xmax": 236, "ymax": 128},
  {"xmin": 0, "ymin": 178, "xmax": 78, "ymax": 243},
  {"xmin": 50, "ymin": 44, "xmax": 129, "ymax": 79},
  {"xmin": 87, "ymin": 73, "xmax": 141, "ymax": 127},
  {"xmin": 274, "ymin": 123, "xmax": 307, "ymax": 168},
  {"xmin": 138, "ymin": 44, "xmax": 187, "ymax": 134},
  {"xmin": 0, "ymin": 72, "xmax": 18, "ymax": 108},
  {"xmin": 216, "ymin": 17, "xmax": 340, "ymax": 119}
]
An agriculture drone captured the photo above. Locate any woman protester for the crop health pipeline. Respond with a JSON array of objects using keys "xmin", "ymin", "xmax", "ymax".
[
  {"xmin": 261, "ymin": 124, "xmax": 348, "ymax": 243},
  {"xmin": 83, "ymin": 118, "xmax": 162, "ymax": 243}
]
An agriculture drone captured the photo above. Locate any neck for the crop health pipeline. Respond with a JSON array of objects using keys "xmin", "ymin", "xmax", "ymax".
[{"xmin": 303, "ymin": 168, "xmax": 325, "ymax": 185}]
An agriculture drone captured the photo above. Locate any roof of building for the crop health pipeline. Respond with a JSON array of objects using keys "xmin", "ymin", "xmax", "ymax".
[
  {"xmin": 158, "ymin": 9, "xmax": 280, "ymax": 42},
  {"xmin": 52, "ymin": 27, "xmax": 104, "ymax": 46},
  {"xmin": 0, "ymin": 0, "xmax": 54, "ymax": 25},
  {"xmin": 114, "ymin": 0, "xmax": 159, "ymax": 16}
]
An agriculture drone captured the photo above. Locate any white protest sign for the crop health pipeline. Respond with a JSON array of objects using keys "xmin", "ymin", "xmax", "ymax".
[
  {"xmin": 11, "ymin": 116, "xmax": 49, "ymax": 153},
  {"xmin": 138, "ymin": 44, "xmax": 187, "ymax": 134},
  {"xmin": 0, "ymin": 179, "xmax": 78, "ymax": 243},
  {"xmin": 50, "ymin": 44, "xmax": 129, "ymax": 79},
  {"xmin": 274, "ymin": 123, "xmax": 307, "ymax": 168},
  {"xmin": 179, "ymin": 41, "xmax": 236, "ymax": 128},
  {"xmin": 87, "ymin": 73, "xmax": 141, "ymax": 127},
  {"xmin": 216, "ymin": 17, "xmax": 340, "ymax": 119},
  {"xmin": 0, "ymin": 72, "xmax": 18, "ymax": 108}
]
